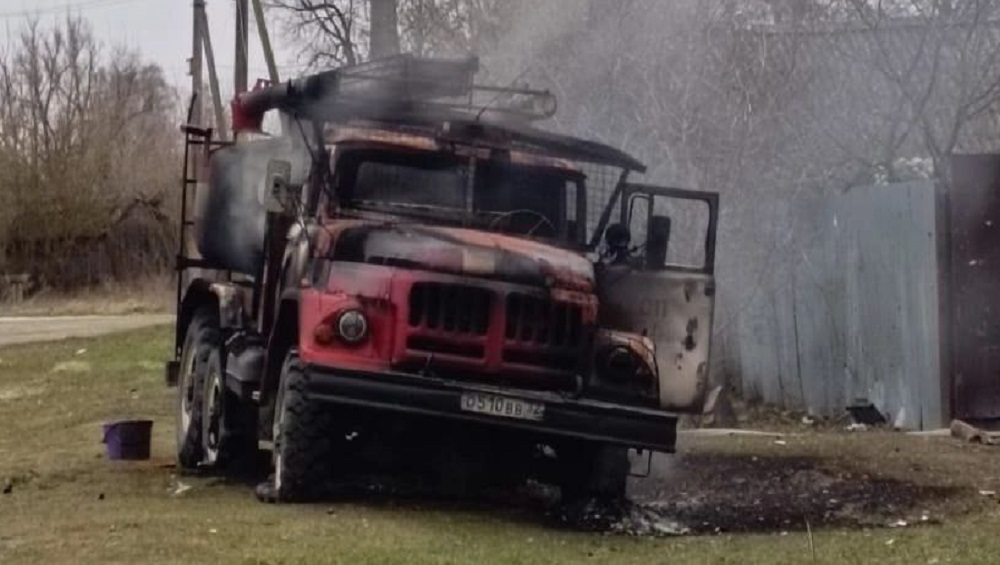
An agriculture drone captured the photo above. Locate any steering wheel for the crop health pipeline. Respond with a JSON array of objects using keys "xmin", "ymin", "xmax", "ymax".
[{"xmin": 488, "ymin": 209, "xmax": 557, "ymax": 237}]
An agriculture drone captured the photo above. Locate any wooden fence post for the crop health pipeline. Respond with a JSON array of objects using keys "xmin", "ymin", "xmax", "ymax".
[{"xmin": 1, "ymin": 274, "xmax": 31, "ymax": 304}]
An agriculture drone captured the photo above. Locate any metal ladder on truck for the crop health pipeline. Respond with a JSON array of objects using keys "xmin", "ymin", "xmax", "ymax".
[{"xmin": 166, "ymin": 95, "xmax": 233, "ymax": 384}]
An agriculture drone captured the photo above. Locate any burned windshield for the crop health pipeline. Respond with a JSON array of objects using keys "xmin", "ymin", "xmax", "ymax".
[
  {"xmin": 334, "ymin": 149, "xmax": 585, "ymax": 243},
  {"xmin": 354, "ymin": 157, "xmax": 467, "ymax": 208}
]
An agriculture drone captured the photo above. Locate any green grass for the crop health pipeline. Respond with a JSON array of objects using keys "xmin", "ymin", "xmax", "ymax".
[{"xmin": 2, "ymin": 327, "xmax": 1000, "ymax": 564}]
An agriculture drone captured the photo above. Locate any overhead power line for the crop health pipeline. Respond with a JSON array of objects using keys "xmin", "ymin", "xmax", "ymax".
[{"xmin": 0, "ymin": 0, "xmax": 154, "ymax": 20}]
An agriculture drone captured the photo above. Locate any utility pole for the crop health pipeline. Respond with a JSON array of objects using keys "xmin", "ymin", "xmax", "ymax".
[
  {"xmin": 251, "ymin": 0, "xmax": 280, "ymax": 84},
  {"xmin": 235, "ymin": 0, "xmax": 250, "ymax": 94},
  {"xmin": 197, "ymin": 9, "xmax": 228, "ymax": 140},
  {"xmin": 186, "ymin": 0, "xmax": 207, "ymax": 273},
  {"xmin": 370, "ymin": 0, "xmax": 400, "ymax": 59},
  {"xmin": 191, "ymin": 0, "xmax": 205, "ymax": 126}
]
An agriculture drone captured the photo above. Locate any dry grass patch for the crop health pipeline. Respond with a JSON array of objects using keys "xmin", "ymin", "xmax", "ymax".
[{"xmin": 2, "ymin": 276, "xmax": 173, "ymax": 317}]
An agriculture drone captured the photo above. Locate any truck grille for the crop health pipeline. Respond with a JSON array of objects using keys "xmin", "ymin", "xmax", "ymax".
[
  {"xmin": 407, "ymin": 282, "xmax": 493, "ymax": 359},
  {"xmin": 504, "ymin": 293, "xmax": 583, "ymax": 347},
  {"xmin": 408, "ymin": 282, "xmax": 492, "ymax": 334},
  {"xmin": 403, "ymin": 281, "xmax": 587, "ymax": 382},
  {"xmin": 503, "ymin": 293, "xmax": 584, "ymax": 371}
]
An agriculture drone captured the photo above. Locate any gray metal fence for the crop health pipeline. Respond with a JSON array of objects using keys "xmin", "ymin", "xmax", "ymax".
[{"xmin": 728, "ymin": 180, "xmax": 943, "ymax": 429}]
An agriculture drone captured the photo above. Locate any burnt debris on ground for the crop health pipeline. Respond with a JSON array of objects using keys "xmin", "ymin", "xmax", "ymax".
[
  {"xmin": 234, "ymin": 447, "xmax": 964, "ymax": 538},
  {"xmin": 622, "ymin": 452, "xmax": 959, "ymax": 535}
]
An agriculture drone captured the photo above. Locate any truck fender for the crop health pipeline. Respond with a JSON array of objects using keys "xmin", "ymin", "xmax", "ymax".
[
  {"xmin": 258, "ymin": 289, "xmax": 300, "ymax": 440},
  {"xmin": 176, "ymin": 280, "xmax": 217, "ymax": 353},
  {"xmin": 208, "ymin": 282, "xmax": 247, "ymax": 329},
  {"xmin": 175, "ymin": 279, "xmax": 250, "ymax": 358}
]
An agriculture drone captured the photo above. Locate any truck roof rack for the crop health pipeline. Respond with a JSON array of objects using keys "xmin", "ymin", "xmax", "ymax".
[
  {"xmin": 348, "ymin": 118, "xmax": 648, "ymax": 173},
  {"xmin": 237, "ymin": 54, "xmax": 558, "ymax": 124}
]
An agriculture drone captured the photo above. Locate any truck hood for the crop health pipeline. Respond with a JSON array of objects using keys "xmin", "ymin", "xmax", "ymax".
[{"xmin": 323, "ymin": 221, "xmax": 595, "ymax": 292}]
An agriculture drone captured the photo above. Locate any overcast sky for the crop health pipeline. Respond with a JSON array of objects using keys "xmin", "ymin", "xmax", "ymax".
[{"xmin": 0, "ymin": 0, "xmax": 302, "ymax": 95}]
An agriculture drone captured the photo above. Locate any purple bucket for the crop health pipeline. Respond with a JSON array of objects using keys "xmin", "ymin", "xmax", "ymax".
[{"xmin": 102, "ymin": 419, "xmax": 153, "ymax": 460}]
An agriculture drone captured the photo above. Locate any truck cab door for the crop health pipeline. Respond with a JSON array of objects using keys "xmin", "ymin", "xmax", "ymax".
[{"xmin": 595, "ymin": 184, "xmax": 719, "ymax": 413}]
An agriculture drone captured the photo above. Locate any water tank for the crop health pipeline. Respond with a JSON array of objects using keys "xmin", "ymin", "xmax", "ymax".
[{"xmin": 194, "ymin": 136, "xmax": 310, "ymax": 275}]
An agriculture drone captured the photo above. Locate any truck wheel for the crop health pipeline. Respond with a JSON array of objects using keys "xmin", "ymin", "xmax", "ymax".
[
  {"xmin": 201, "ymin": 349, "xmax": 256, "ymax": 469},
  {"xmin": 176, "ymin": 308, "xmax": 219, "ymax": 469},
  {"xmin": 558, "ymin": 443, "xmax": 630, "ymax": 503},
  {"xmin": 272, "ymin": 351, "xmax": 335, "ymax": 502}
]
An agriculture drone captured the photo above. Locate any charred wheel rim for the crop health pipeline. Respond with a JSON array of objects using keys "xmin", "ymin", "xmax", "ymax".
[
  {"xmin": 273, "ymin": 387, "xmax": 287, "ymax": 492},
  {"xmin": 178, "ymin": 346, "xmax": 199, "ymax": 435},
  {"xmin": 204, "ymin": 363, "xmax": 224, "ymax": 464}
]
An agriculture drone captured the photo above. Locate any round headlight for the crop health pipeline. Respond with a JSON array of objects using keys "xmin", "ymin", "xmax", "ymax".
[
  {"xmin": 336, "ymin": 309, "xmax": 369, "ymax": 344},
  {"xmin": 597, "ymin": 346, "xmax": 637, "ymax": 383}
]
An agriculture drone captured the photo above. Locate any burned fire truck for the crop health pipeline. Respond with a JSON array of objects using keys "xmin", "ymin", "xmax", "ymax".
[{"xmin": 165, "ymin": 56, "xmax": 719, "ymax": 502}]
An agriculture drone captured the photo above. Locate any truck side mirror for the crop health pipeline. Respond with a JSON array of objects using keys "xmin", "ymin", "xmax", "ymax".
[
  {"xmin": 604, "ymin": 223, "xmax": 632, "ymax": 263},
  {"xmin": 265, "ymin": 159, "xmax": 293, "ymax": 213},
  {"xmin": 646, "ymin": 215, "xmax": 671, "ymax": 269},
  {"xmin": 605, "ymin": 223, "xmax": 631, "ymax": 250}
]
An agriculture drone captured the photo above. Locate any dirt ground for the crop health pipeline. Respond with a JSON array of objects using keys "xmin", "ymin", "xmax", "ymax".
[
  {"xmin": 304, "ymin": 430, "xmax": 997, "ymax": 538},
  {"xmin": 615, "ymin": 434, "xmax": 984, "ymax": 535}
]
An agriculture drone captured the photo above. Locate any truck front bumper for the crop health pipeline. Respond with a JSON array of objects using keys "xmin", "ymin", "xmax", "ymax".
[{"xmin": 302, "ymin": 364, "xmax": 678, "ymax": 453}]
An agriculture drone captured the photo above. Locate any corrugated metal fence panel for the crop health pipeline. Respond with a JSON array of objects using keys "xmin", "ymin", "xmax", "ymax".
[
  {"xmin": 792, "ymin": 235, "xmax": 846, "ymax": 419},
  {"xmin": 731, "ymin": 181, "xmax": 941, "ymax": 429},
  {"xmin": 838, "ymin": 182, "xmax": 941, "ymax": 429},
  {"xmin": 734, "ymin": 205, "xmax": 842, "ymax": 416}
]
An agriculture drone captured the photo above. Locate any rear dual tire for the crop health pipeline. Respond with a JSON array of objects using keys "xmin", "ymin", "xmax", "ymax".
[
  {"xmin": 175, "ymin": 309, "xmax": 218, "ymax": 469},
  {"xmin": 176, "ymin": 308, "xmax": 255, "ymax": 471},
  {"xmin": 201, "ymin": 349, "xmax": 256, "ymax": 469}
]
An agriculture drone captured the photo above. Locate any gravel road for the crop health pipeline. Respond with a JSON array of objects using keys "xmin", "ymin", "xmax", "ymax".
[{"xmin": 0, "ymin": 314, "xmax": 174, "ymax": 347}]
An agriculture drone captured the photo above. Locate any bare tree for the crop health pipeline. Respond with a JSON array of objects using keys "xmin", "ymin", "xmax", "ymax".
[
  {"xmin": 268, "ymin": 0, "xmax": 366, "ymax": 66},
  {"xmin": 399, "ymin": 0, "xmax": 512, "ymax": 56},
  {"xmin": 270, "ymin": 0, "xmax": 511, "ymax": 67},
  {"xmin": 0, "ymin": 17, "xmax": 180, "ymax": 288},
  {"xmin": 730, "ymin": 0, "xmax": 1000, "ymax": 184}
]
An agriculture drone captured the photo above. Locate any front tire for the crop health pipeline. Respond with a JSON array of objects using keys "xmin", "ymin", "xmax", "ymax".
[
  {"xmin": 175, "ymin": 308, "xmax": 219, "ymax": 469},
  {"xmin": 271, "ymin": 351, "xmax": 336, "ymax": 502},
  {"xmin": 558, "ymin": 443, "xmax": 630, "ymax": 503}
]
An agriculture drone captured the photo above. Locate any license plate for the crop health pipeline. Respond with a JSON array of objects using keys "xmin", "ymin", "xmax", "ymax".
[{"xmin": 460, "ymin": 392, "xmax": 545, "ymax": 422}]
